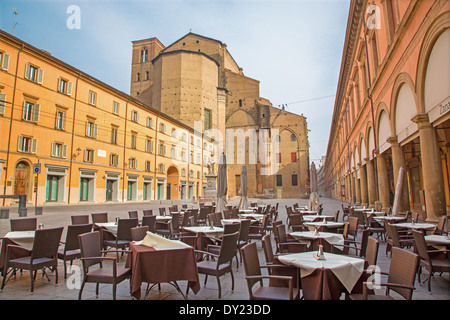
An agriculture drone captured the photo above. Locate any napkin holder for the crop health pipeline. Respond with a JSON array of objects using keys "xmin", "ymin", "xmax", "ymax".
[
  {"xmin": 322, "ymin": 217, "xmax": 327, "ymax": 224},
  {"xmin": 313, "ymin": 227, "xmax": 319, "ymax": 236},
  {"xmin": 315, "ymin": 245, "xmax": 326, "ymax": 260}
]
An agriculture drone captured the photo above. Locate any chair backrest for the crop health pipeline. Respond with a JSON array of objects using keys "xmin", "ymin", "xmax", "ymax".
[
  {"xmin": 188, "ymin": 215, "xmax": 197, "ymax": 227},
  {"xmin": 198, "ymin": 207, "xmax": 210, "ymax": 222},
  {"xmin": 207, "ymin": 213, "xmax": 217, "ymax": 227},
  {"xmin": 342, "ymin": 222, "xmax": 350, "ymax": 239},
  {"xmin": 91, "ymin": 213, "xmax": 108, "ymax": 224},
  {"xmin": 117, "ymin": 218, "xmax": 139, "ymax": 241},
  {"xmin": 348, "ymin": 216, "xmax": 359, "ymax": 232},
  {"xmin": 141, "ymin": 215, "xmax": 156, "ymax": 232},
  {"xmin": 272, "ymin": 220, "xmax": 283, "ymax": 242},
  {"xmin": 215, "ymin": 211, "xmax": 223, "ymax": 222},
  {"xmin": 128, "ymin": 211, "xmax": 138, "ymax": 219},
  {"xmin": 412, "ymin": 229, "xmax": 431, "ymax": 263},
  {"xmin": 171, "ymin": 212, "xmax": 181, "ymax": 232},
  {"xmin": 386, "ymin": 223, "xmax": 402, "ymax": 248},
  {"xmin": 241, "ymin": 242, "xmax": 263, "ymax": 290},
  {"xmin": 223, "ymin": 210, "xmax": 231, "ymax": 219},
  {"xmin": 365, "ymin": 237, "xmax": 379, "ymax": 267},
  {"xmin": 64, "ymin": 224, "xmax": 93, "ymax": 252},
  {"xmin": 217, "ymin": 231, "xmax": 240, "ymax": 266},
  {"xmin": 181, "ymin": 211, "xmax": 191, "ymax": 227},
  {"xmin": 32, "ymin": 227, "xmax": 64, "ymax": 260},
  {"xmin": 261, "ymin": 234, "xmax": 274, "ymax": 263},
  {"xmin": 410, "ymin": 212, "xmax": 419, "ymax": 223},
  {"xmin": 359, "ymin": 228, "xmax": 370, "ymax": 258},
  {"xmin": 436, "ymin": 215, "xmax": 447, "ymax": 234},
  {"xmin": 275, "ymin": 224, "xmax": 288, "ymax": 244},
  {"xmin": 239, "ymin": 219, "xmax": 251, "ymax": 243},
  {"xmin": 71, "ymin": 215, "xmax": 90, "ymax": 225},
  {"xmin": 143, "ymin": 209, "xmax": 153, "ymax": 216},
  {"xmin": 289, "ymin": 214, "xmax": 303, "ymax": 226},
  {"xmin": 231, "ymin": 208, "xmax": 240, "ymax": 219},
  {"xmin": 131, "ymin": 226, "xmax": 149, "ymax": 241},
  {"xmin": 10, "ymin": 217, "xmax": 37, "ymax": 231},
  {"xmin": 159, "ymin": 207, "xmax": 167, "ymax": 216},
  {"xmin": 333, "ymin": 210, "xmax": 340, "ymax": 222},
  {"xmin": 169, "ymin": 205, "xmax": 178, "ymax": 213},
  {"xmin": 223, "ymin": 222, "xmax": 241, "ymax": 235},
  {"xmin": 78, "ymin": 231, "xmax": 103, "ymax": 269},
  {"xmin": 318, "ymin": 206, "xmax": 323, "ymax": 215},
  {"xmin": 387, "ymin": 247, "xmax": 419, "ymax": 300},
  {"xmin": 187, "ymin": 209, "xmax": 199, "ymax": 223}
]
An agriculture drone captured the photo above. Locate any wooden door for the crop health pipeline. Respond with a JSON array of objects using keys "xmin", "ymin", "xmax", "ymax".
[{"xmin": 14, "ymin": 165, "xmax": 28, "ymax": 195}]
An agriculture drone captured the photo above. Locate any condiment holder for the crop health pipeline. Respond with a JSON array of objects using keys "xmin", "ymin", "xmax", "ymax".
[{"xmin": 315, "ymin": 245, "xmax": 326, "ymax": 260}]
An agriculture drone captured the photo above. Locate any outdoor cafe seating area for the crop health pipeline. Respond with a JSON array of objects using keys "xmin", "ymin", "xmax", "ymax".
[{"xmin": 0, "ymin": 200, "xmax": 448, "ymax": 300}]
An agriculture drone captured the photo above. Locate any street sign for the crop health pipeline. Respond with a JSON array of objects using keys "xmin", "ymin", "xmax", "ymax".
[{"xmin": 33, "ymin": 163, "xmax": 41, "ymax": 174}]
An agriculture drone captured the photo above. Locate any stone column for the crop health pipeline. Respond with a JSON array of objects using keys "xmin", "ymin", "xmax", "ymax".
[
  {"xmin": 359, "ymin": 164, "xmax": 368, "ymax": 206},
  {"xmin": 349, "ymin": 171, "xmax": 355, "ymax": 204},
  {"xmin": 354, "ymin": 167, "xmax": 361, "ymax": 205},
  {"xmin": 365, "ymin": 158, "xmax": 376, "ymax": 206},
  {"xmin": 412, "ymin": 114, "xmax": 446, "ymax": 222},
  {"xmin": 375, "ymin": 150, "xmax": 391, "ymax": 209},
  {"xmin": 388, "ymin": 137, "xmax": 410, "ymax": 212}
]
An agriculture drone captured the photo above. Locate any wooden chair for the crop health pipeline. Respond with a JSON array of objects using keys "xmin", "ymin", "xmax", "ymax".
[
  {"xmin": 348, "ymin": 247, "xmax": 419, "ymax": 300},
  {"xmin": 58, "ymin": 224, "xmax": 93, "ymax": 279},
  {"xmin": 288, "ymin": 214, "xmax": 307, "ymax": 232},
  {"xmin": 262, "ymin": 234, "xmax": 275, "ymax": 264},
  {"xmin": 347, "ymin": 216, "xmax": 359, "ymax": 240},
  {"xmin": 195, "ymin": 231, "xmax": 240, "ymax": 298},
  {"xmin": 130, "ymin": 226, "xmax": 149, "ymax": 241},
  {"xmin": 365, "ymin": 237, "xmax": 380, "ymax": 267},
  {"xmin": 434, "ymin": 215, "xmax": 448, "ymax": 235},
  {"xmin": 141, "ymin": 215, "xmax": 156, "ymax": 233},
  {"xmin": 103, "ymin": 218, "xmax": 138, "ymax": 259},
  {"xmin": 91, "ymin": 213, "xmax": 108, "ymax": 224},
  {"xmin": 197, "ymin": 207, "xmax": 210, "ymax": 225},
  {"xmin": 236, "ymin": 219, "xmax": 251, "ymax": 266},
  {"xmin": 158, "ymin": 207, "xmax": 167, "ymax": 216},
  {"xmin": 412, "ymin": 229, "xmax": 450, "ymax": 293},
  {"xmin": 241, "ymin": 242, "xmax": 299, "ymax": 300},
  {"xmin": 332, "ymin": 228, "xmax": 370, "ymax": 258},
  {"xmin": 10, "ymin": 218, "xmax": 37, "ymax": 231},
  {"xmin": 385, "ymin": 223, "xmax": 414, "ymax": 256},
  {"xmin": 71, "ymin": 215, "xmax": 90, "ymax": 225},
  {"xmin": 1, "ymin": 227, "xmax": 63, "ymax": 292},
  {"xmin": 333, "ymin": 210, "xmax": 340, "ymax": 222},
  {"xmin": 248, "ymin": 215, "xmax": 270, "ymax": 245},
  {"xmin": 78, "ymin": 231, "xmax": 131, "ymax": 300},
  {"xmin": 274, "ymin": 224, "xmax": 306, "ymax": 254}
]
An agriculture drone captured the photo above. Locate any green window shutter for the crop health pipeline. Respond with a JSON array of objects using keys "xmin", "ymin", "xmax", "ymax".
[
  {"xmin": 2, "ymin": 54, "xmax": 9, "ymax": 71},
  {"xmin": 37, "ymin": 69, "xmax": 44, "ymax": 84}
]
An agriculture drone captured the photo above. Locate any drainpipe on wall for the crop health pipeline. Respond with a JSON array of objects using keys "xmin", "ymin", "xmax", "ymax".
[{"xmin": 67, "ymin": 73, "xmax": 81, "ymax": 204}]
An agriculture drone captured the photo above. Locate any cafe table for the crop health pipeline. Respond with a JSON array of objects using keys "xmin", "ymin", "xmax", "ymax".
[
  {"xmin": 277, "ymin": 251, "xmax": 366, "ymax": 300},
  {"xmin": 424, "ymin": 234, "xmax": 450, "ymax": 251},
  {"xmin": 182, "ymin": 226, "xmax": 224, "ymax": 254},
  {"xmin": 394, "ymin": 222, "xmax": 436, "ymax": 233},
  {"xmin": 302, "ymin": 215, "xmax": 334, "ymax": 222},
  {"xmin": 221, "ymin": 218, "xmax": 258, "ymax": 226},
  {"xmin": 126, "ymin": 232, "xmax": 200, "ymax": 300},
  {"xmin": 303, "ymin": 221, "xmax": 344, "ymax": 232},
  {"xmin": 373, "ymin": 216, "xmax": 407, "ymax": 223},
  {"xmin": 0, "ymin": 231, "xmax": 35, "ymax": 274},
  {"xmin": 239, "ymin": 209, "xmax": 256, "ymax": 214},
  {"xmin": 297, "ymin": 210, "xmax": 318, "ymax": 215},
  {"xmin": 238, "ymin": 213, "xmax": 264, "ymax": 221},
  {"xmin": 289, "ymin": 231, "xmax": 344, "ymax": 250}
]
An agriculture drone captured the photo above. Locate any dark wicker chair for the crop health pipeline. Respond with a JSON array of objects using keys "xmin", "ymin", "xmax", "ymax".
[
  {"xmin": 78, "ymin": 231, "xmax": 131, "ymax": 300},
  {"xmin": 274, "ymin": 224, "xmax": 306, "ymax": 254},
  {"xmin": 91, "ymin": 212, "xmax": 108, "ymax": 224},
  {"xmin": 141, "ymin": 215, "xmax": 156, "ymax": 233},
  {"xmin": 348, "ymin": 247, "xmax": 420, "ymax": 300},
  {"xmin": 103, "ymin": 218, "xmax": 138, "ymax": 260},
  {"xmin": 130, "ymin": 226, "xmax": 149, "ymax": 241},
  {"xmin": 143, "ymin": 209, "xmax": 153, "ymax": 216},
  {"xmin": 58, "ymin": 224, "xmax": 93, "ymax": 278},
  {"xmin": 128, "ymin": 211, "xmax": 138, "ymax": 219},
  {"xmin": 71, "ymin": 215, "xmax": 90, "ymax": 225},
  {"xmin": 10, "ymin": 218, "xmax": 37, "ymax": 231},
  {"xmin": 1, "ymin": 227, "xmax": 63, "ymax": 292},
  {"xmin": 241, "ymin": 241, "xmax": 300, "ymax": 300},
  {"xmin": 195, "ymin": 231, "xmax": 239, "ymax": 299},
  {"xmin": 412, "ymin": 229, "xmax": 450, "ymax": 293}
]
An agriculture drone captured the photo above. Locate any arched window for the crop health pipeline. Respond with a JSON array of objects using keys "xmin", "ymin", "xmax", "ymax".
[
  {"xmin": 140, "ymin": 48, "xmax": 148, "ymax": 63},
  {"xmin": 290, "ymin": 134, "xmax": 297, "ymax": 142},
  {"xmin": 137, "ymin": 72, "xmax": 140, "ymax": 81}
]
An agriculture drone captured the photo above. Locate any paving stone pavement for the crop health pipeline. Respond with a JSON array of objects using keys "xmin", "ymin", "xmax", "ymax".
[{"xmin": 0, "ymin": 197, "xmax": 448, "ymax": 302}]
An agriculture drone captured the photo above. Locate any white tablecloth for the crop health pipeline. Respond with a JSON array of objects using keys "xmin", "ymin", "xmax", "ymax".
[
  {"xmin": 394, "ymin": 222, "xmax": 436, "ymax": 231},
  {"xmin": 289, "ymin": 231, "xmax": 344, "ymax": 249},
  {"xmin": 278, "ymin": 251, "xmax": 365, "ymax": 293},
  {"xmin": 95, "ymin": 222, "xmax": 118, "ymax": 234},
  {"xmin": 3, "ymin": 231, "xmax": 35, "ymax": 250},
  {"xmin": 182, "ymin": 226, "xmax": 224, "ymax": 238},
  {"xmin": 302, "ymin": 215, "xmax": 334, "ymax": 222},
  {"xmin": 304, "ymin": 222, "xmax": 344, "ymax": 231}
]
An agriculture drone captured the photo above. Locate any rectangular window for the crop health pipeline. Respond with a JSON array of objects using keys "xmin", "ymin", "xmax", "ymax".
[
  {"xmin": 291, "ymin": 152, "xmax": 297, "ymax": 163},
  {"xmin": 0, "ymin": 52, "xmax": 10, "ymax": 71},
  {"xmin": 58, "ymin": 78, "xmax": 72, "ymax": 95},
  {"xmin": 160, "ymin": 123, "xmax": 166, "ymax": 133},
  {"xmin": 276, "ymin": 175, "xmax": 282, "ymax": 187},
  {"xmin": 276, "ymin": 153, "xmax": 281, "ymax": 163},
  {"xmin": 131, "ymin": 133, "xmax": 137, "ymax": 149},
  {"xmin": 159, "ymin": 143, "xmax": 166, "ymax": 156},
  {"xmin": 111, "ymin": 127, "xmax": 118, "ymax": 144},
  {"xmin": 158, "ymin": 163, "xmax": 165, "ymax": 173},
  {"xmin": 146, "ymin": 117, "xmax": 153, "ymax": 128},
  {"xmin": 131, "ymin": 110, "xmax": 139, "ymax": 122},
  {"xmin": 51, "ymin": 142, "xmax": 67, "ymax": 158},
  {"xmin": 145, "ymin": 161, "xmax": 151, "ymax": 172},
  {"xmin": 113, "ymin": 101, "xmax": 119, "ymax": 115},
  {"xmin": 0, "ymin": 93, "xmax": 6, "ymax": 115},
  {"xmin": 292, "ymin": 174, "xmax": 298, "ymax": 186},
  {"xmin": 22, "ymin": 101, "xmax": 40, "ymax": 123},
  {"xmin": 86, "ymin": 120, "xmax": 97, "ymax": 138},
  {"xmin": 110, "ymin": 153, "xmax": 119, "ymax": 167},
  {"xmin": 129, "ymin": 158, "xmax": 137, "ymax": 169},
  {"xmin": 89, "ymin": 91, "xmax": 97, "ymax": 106},
  {"xmin": 145, "ymin": 138, "xmax": 154, "ymax": 153},
  {"xmin": 17, "ymin": 136, "xmax": 37, "ymax": 153},
  {"xmin": 84, "ymin": 149, "xmax": 94, "ymax": 162},
  {"xmin": 204, "ymin": 108, "xmax": 212, "ymax": 130},
  {"xmin": 25, "ymin": 63, "xmax": 43, "ymax": 84},
  {"xmin": 55, "ymin": 110, "xmax": 65, "ymax": 130}
]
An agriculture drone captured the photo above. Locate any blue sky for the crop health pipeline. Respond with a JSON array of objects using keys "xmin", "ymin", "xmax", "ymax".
[{"xmin": 0, "ymin": 0, "xmax": 350, "ymax": 166}]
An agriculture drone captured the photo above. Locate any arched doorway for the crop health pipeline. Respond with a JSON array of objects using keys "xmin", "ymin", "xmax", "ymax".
[
  {"xmin": 167, "ymin": 166, "xmax": 179, "ymax": 200},
  {"xmin": 14, "ymin": 161, "xmax": 30, "ymax": 198}
]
